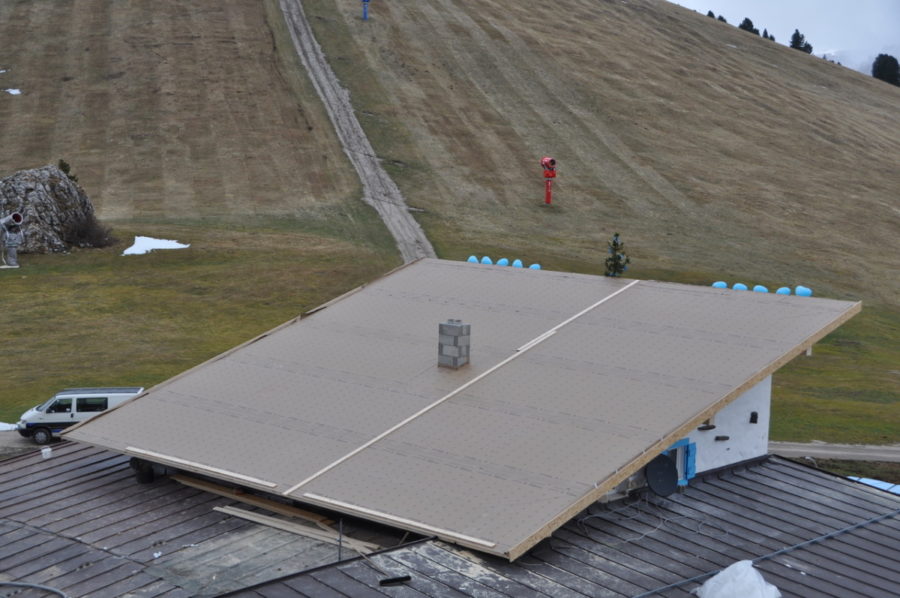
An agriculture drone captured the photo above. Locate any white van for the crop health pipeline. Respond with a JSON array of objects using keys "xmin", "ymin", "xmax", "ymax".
[{"xmin": 16, "ymin": 387, "xmax": 144, "ymax": 444}]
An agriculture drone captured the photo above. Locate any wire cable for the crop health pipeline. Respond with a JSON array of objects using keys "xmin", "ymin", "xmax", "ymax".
[
  {"xmin": 0, "ymin": 581, "xmax": 70, "ymax": 598},
  {"xmin": 629, "ymin": 507, "xmax": 900, "ymax": 598}
]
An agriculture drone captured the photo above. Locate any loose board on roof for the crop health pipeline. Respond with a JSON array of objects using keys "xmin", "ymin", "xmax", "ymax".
[{"xmin": 65, "ymin": 259, "xmax": 860, "ymax": 560}]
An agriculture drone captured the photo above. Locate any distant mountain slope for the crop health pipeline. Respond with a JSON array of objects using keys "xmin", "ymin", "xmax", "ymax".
[{"xmin": 306, "ymin": 0, "xmax": 900, "ymax": 304}]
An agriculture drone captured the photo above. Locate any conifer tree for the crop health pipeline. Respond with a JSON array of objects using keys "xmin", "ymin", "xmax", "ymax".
[
  {"xmin": 872, "ymin": 54, "xmax": 900, "ymax": 86},
  {"xmin": 738, "ymin": 18, "xmax": 759, "ymax": 35},
  {"xmin": 790, "ymin": 29, "xmax": 813, "ymax": 54},
  {"xmin": 604, "ymin": 233, "xmax": 631, "ymax": 277}
]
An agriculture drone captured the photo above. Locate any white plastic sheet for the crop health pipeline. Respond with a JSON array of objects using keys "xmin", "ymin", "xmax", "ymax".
[
  {"xmin": 122, "ymin": 236, "xmax": 190, "ymax": 255},
  {"xmin": 695, "ymin": 560, "xmax": 781, "ymax": 598}
]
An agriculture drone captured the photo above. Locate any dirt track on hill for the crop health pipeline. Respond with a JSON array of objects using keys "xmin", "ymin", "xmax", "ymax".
[{"xmin": 279, "ymin": 0, "xmax": 435, "ymax": 262}]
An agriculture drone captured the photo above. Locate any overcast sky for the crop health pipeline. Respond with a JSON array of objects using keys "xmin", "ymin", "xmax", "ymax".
[{"xmin": 666, "ymin": 0, "xmax": 900, "ymax": 74}]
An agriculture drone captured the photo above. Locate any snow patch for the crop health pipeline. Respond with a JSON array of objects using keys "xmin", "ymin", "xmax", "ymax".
[
  {"xmin": 123, "ymin": 236, "xmax": 190, "ymax": 255},
  {"xmin": 0, "ymin": 422, "xmax": 17, "ymax": 431},
  {"xmin": 4, "ymin": 89, "xmax": 21, "ymax": 95}
]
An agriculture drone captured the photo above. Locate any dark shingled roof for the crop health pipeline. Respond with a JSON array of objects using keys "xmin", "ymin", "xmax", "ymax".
[
  {"xmin": 221, "ymin": 456, "xmax": 900, "ymax": 598},
  {"xmin": 0, "ymin": 442, "xmax": 406, "ymax": 597}
]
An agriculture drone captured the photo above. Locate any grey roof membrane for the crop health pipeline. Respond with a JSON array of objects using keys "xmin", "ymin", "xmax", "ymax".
[
  {"xmin": 0, "ymin": 442, "xmax": 406, "ymax": 597},
  {"xmin": 222, "ymin": 456, "xmax": 900, "ymax": 598},
  {"xmin": 65, "ymin": 259, "xmax": 860, "ymax": 559}
]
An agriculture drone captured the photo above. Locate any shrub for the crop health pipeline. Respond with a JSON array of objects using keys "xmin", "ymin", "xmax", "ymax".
[
  {"xmin": 63, "ymin": 211, "xmax": 117, "ymax": 248},
  {"xmin": 57, "ymin": 159, "xmax": 79, "ymax": 183},
  {"xmin": 604, "ymin": 232, "xmax": 631, "ymax": 277}
]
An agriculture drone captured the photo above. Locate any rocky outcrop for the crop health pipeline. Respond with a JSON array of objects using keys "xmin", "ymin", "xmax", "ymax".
[{"xmin": 0, "ymin": 165, "xmax": 108, "ymax": 253}]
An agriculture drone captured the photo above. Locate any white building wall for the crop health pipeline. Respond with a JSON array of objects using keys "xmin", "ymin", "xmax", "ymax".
[{"xmin": 690, "ymin": 376, "xmax": 772, "ymax": 474}]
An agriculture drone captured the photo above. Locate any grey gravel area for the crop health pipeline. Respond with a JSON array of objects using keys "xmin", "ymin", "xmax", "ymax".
[{"xmin": 0, "ymin": 430, "xmax": 39, "ymax": 460}]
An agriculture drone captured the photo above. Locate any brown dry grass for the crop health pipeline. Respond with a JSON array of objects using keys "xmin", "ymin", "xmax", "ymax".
[
  {"xmin": 306, "ymin": 0, "xmax": 900, "ymax": 305},
  {"xmin": 0, "ymin": 0, "xmax": 359, "ymax": 220}
]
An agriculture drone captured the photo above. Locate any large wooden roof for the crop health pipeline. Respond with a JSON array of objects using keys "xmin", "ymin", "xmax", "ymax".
[{"xmin": 65, "ymin": 259, "xmax": 860, "ymax": 559}]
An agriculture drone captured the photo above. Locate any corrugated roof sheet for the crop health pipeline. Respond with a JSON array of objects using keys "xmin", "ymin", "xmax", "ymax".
[
  {"xmin": 222, "ymin": 456, "xmax": 900, "ymax": 598},
  {"xmin": 64, "ymin": 259, "xmax": 860, "ymax": 559}
]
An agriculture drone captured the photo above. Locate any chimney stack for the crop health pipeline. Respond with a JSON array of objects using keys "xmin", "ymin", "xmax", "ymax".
[{"xmin": 438, "ymin": 319, "xmax": 470, "ymax": 369}]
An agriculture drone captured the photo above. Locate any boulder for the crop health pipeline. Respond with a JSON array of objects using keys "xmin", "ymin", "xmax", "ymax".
[{"xmin": 0, "ymin": 164, "xmax": 108, "ymax": 253}]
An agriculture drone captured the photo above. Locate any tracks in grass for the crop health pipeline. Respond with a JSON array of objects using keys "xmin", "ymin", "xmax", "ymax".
[{"xmin": 278, "ymin": 0, "xmax": 435, "ymax": 263}]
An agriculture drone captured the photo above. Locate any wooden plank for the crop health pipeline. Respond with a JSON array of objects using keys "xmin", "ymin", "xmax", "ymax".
[
  {"xmin": 213, "ymin": 506, "xmax": 380, "ymax": 553},
  {"xmin": 173, "ymin": 474, "xmax": 332, "ymax": 525}
]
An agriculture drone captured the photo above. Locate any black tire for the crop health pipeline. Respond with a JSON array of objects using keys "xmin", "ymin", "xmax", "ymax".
[
  {"xmin": 135, "ymin": 461, "xmax": 155, "ymax": 484},
  {"xmin": 32, "ymin": 428, "xmax": 53, "ymax": 445}
]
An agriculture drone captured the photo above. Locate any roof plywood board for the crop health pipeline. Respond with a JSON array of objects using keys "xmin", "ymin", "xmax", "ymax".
[
  {"xmin": 292, "ymin": 278, "xmax": 860, "ymax": 558},
  {"xmin": 65, "ymin": 259, "xmax": 860, "ymax": 560},
  {"xmin": 66, "ymin": 261, "xmax": 631, "ymax": 490}
]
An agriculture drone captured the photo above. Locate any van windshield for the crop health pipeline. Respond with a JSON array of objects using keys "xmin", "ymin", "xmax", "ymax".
[{"xmin": 36, "ymin": 397, "xmax": 56, "ymax": 412}]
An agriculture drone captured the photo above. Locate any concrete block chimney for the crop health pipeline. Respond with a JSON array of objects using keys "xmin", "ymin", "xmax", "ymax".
[{"xmin": 438, "ymin": 319, "xmax": 470, "ymax": 369}]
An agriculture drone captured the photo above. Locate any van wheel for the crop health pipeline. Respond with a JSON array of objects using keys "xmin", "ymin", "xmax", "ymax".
[{"xmin": 32, "ymin": 428, "xmax": 53, "ymax": 445}]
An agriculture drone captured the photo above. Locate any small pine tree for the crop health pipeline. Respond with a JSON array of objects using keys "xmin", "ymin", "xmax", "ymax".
[
  {"xmin": 604, "ymin": 232, "xmax": 631, "ymax": 277},
  {"xmin": 57, "ymin": 159, "xmax": 78, "ymax": 183},
  {"xmin": 738, "ymin": 18, "xmax": 759, "ymax": 35},
  {"xmin": 872, "ymin": 53, "xmax": 900, "ymax": 86},
  {"xmin": 789, "ymin": 29, "xmax": 813, "ymax": 54},
  {"xmin": 706, "ymin": 10, "xmax": 715, "ymax": 18},
  {"xmin": 717, "ymin": 15, "xmax": 727, "ymax": 23}
]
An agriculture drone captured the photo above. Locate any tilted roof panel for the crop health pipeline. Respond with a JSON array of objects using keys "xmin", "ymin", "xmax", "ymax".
[{"xmin": 66, "ymin": 259, "xmax": 860, "ymax": 559}]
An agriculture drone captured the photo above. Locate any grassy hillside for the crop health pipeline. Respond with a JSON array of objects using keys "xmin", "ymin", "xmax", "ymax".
[
  {"xmin": 0, "ymin": 0, "xmax": 361, "ymax": 220},
  {"xmin": 303, "ymin": 0, "xmax": 899, "ymax": 443},
  {"xmin": 0, "ymin": 0, "xmax": 399, "ymax": 422}
]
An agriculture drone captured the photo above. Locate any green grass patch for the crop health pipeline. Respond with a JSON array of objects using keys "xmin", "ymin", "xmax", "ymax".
[
  {"xmin": 0, "ymin": 220, "xmax": 398, "ymax": 423},
  {"xmin": 788, "ymin": 458, "xmax": 900, "ymax": 485}
]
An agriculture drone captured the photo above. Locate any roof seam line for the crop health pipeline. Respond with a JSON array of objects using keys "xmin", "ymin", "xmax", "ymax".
[
  {"xmin": 303, "ymin": 492, "xmax": 498, "ymax": 548},
  {"xmin": 281, "ymin": 279, "xmax": 641, "ymax": 497},
  {"xmin": 126, "ymin": 446, "xmax": 278, "ymax": 488}
]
